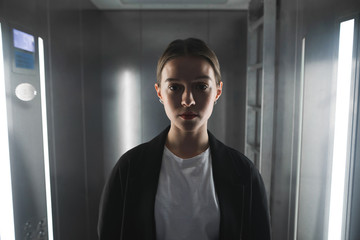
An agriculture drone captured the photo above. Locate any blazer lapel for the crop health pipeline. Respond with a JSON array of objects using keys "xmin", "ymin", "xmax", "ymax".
[
  {"xmin": 122, "ymin": 127, "xmax": 169, "ymax": 239},
  {"xmin": 209, "ymin": 132, "xmax": 248, "ymax": 240}
]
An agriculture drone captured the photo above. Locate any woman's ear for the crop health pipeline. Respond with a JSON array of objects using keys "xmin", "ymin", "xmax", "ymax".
[
  {"xmin": 215, "ymin": 81, "xmax": 223, "ymax": 101},
  {"xmin": 155, "ymin": 83, "xmax": 162, "ymax": 100}
]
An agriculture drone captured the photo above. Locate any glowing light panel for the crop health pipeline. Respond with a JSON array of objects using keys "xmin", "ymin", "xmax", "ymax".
[
  {"xmin": 0, "ymin": 23, "xmax": 16, "ymax": 240},
  {"xmin": 119, "ymin": 71, "xmax": 141, "ymax": 153},
  {"xmin": 328, "ymin": 19, "xmax": 355, "ymax": 240},
  {"xmin": 39, "ymin": 37, "xmax": 54, "ymax": 240}
]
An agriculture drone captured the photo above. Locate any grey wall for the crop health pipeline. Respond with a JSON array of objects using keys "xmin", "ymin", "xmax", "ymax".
[
  {"xmin": 47, "ymin": 4, "xmax": 103, "ymax": 240},
  {"xmin": 351, "ymin": 84, "xmax": 360, "ymax": 239},
  {"xmin": 101, "ymin": 10, "xmax": 248, "ymax": 177},
  {"xmin": 272, "ymin": 0, "xmax": 360, "ymax": 239},
  {"xmin": 0, "ymin": 0, "xmax": 102, "ymax": 239}
]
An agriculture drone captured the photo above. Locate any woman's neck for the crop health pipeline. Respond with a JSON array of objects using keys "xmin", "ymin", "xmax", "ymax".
[{"xmin": 166, "ymin": 125, "xmax": 209, "ymax": 159}]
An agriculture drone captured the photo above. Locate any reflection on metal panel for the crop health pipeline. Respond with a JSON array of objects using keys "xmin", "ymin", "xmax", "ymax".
[
  {"xmin": 0, "ymin": 22, "xmax": 16, "ymax": 240},
  {"xmin": 118, "ymin": 70, "xmax": 141, "ymax": 153},
  {"xmin": 293, "ymin": 37, "xmax": 306, "ymax": 240},
  {"xmin": 328, "ymin": 18, "xmax": 355, "ymax": 240}
]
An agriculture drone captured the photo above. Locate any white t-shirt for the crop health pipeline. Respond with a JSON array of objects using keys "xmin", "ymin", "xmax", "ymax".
[{"xmin": 154, "ymin": 146, "xmax": 220, "ymax": 240}]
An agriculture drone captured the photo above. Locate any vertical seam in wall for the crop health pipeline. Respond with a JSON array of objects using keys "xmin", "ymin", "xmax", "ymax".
[
  {"xmin": 79, "ymin": 1, "xmax": 91, "ymax": 239},
  {"xmin": 46, "ymin": 0, "xmax": 61, "ymax": 239},
  {"xmin": 207, "ymin": 9, "xmax": 210, "ymax": 44},
  {"xmin": 288, "ymin": 14, "xmax": 297, "ymax": 240},
  {"xmin": 100, "ymin": 12, "xmax": 106, "ymax": 182},
  {"xmin": 288, "ymin": 0, "xmax": 302, "ymax": 238},
  {"xmin": 139, "ymin": 8, "xmax": 143, "ymax": 142},
  {"xmin": 288, "ymin": 3, "xmax": 298, "ymax": 239}
]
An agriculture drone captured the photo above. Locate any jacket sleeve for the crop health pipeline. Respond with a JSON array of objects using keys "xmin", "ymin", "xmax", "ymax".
[
  {"xmin": 98, "ymin": 159, "xmax": 128, "ymax": 240},
  {"xmin": 250, "ymin": 167, "xmax": 272, "ymax": 240}
]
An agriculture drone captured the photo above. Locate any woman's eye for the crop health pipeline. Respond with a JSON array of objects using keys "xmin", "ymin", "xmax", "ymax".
[
  {"xmin": 196, "ymin": 84, "xmax": 208, "ymax": 91},
  {"xmin": 169, "ymin": 85, "xmax": 180, "ymax": 91}
]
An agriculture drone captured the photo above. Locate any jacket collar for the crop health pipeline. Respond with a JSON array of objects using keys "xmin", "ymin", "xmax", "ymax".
[
  {"xmin": 123, "ymin": 127, "xmax": 247, "ymax": 240},
  {"xmin": 208, "ymin": 131, "xmax": 248, "ymax": 239}
]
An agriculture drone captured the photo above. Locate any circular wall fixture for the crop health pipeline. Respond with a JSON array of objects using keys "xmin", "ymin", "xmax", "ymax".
[{"xmin": 15, "ymin": 83, "xmax": 37, "ymax": 101}]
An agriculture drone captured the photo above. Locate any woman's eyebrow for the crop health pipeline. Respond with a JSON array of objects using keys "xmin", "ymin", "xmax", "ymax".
[
  {"xmin": 164, "ymin": 76, "xmax": 212, "ymax": 82},
  {"xmin": 164, "ymin": 78, "xmax": 179, "ymax": 82},
  {"xmin": 195, "ymin": 75, "xmax": 212, "ymax": 81}
]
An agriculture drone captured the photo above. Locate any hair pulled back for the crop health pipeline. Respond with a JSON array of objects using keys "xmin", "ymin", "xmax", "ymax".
[{"xmin": 156, "ymin": 38, "xmax": 221, "ymax": 86}]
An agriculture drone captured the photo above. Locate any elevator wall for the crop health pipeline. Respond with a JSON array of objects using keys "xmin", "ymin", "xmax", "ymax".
[
  {"xmin": 273, "ymin": 0, "xmax": 360, "ymax": 239},
  {"xmin": 5, "ymin": 0, "xmax": 360, "ymax": 238},
  {"xmin": 100, "ymin": 10, "xmax": 248, "ymax": 178},
  {"xmin": 0, "ymin": 0, "xmax": 102, "ymax": 239}
]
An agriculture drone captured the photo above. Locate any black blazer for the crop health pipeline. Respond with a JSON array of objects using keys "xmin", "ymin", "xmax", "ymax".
[{"xmin": 98, "ymin": 127, "xmax": 271, "ymax": 240}]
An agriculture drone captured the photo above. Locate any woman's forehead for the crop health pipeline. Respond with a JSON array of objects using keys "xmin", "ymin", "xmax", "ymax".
[{"xmin": 161, "ymin": 56, "xmax": 215, "ymax": 80}]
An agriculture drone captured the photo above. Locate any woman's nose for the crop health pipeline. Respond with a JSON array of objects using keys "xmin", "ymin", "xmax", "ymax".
[{"xmin": 181, "ymin": 88, "xmax": 195, "ymax": 107}]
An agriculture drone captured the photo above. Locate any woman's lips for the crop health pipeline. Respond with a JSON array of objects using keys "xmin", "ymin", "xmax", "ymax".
[{"xmin": 179, "ymin": 112, "xmax": 197, "ymax": 120}]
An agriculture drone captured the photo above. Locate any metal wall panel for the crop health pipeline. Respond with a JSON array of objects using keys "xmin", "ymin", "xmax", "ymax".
[
  {"xmin": 2, "ymin": 22, "xmax": 48, "ymax": 240},
  {"xmin": 350, "ymin": 69, "xmax": 360, "ymax": 239},
  {"xmin": 101, "ymin": 11, "xmax": 143, "ymax": 177},
  {"xmin": 208, "ymin": 11, "xmax": 247, "ymax": 152},
  {"xmin": 1, "ymin": 1, "xmax": 53, "ymax": 240},
  {"xmin": 48, "ymin": 1, "xmax": 103, "ymax": 239},
  {"xmin": 81, "ymin": 9, "xmax": 103, "ymax": 240},
  {"xmin": 1, "ymin": 0, "xmax": 103, "ymax": 239},
  {"xmin": 298, "ymin": 1, "xmax": 360, "ymax": 239},
  {"xmin": 273, "ymin": 0, "xmax": 360, "ymax": 239},
  {"xmin": 271, "ymin": 0, "xmax": 301, "ymax": 239},
  {"xmin": 48, "ymin": 1, "xmax": 89, "ymax": 238}
]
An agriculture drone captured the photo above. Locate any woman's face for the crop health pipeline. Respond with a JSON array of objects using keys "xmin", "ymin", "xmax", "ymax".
[{"xmin": 155, "ymin": 56, "xmax": 222, "ymax": 134}]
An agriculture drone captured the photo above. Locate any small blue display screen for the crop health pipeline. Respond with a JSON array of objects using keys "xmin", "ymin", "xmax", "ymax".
[
  {"xmin": 12, "ymin": 29, "xmax": 35, "ymax": 70},
  {"xmin": 14, "ymin": 50, "xmax": 35, "ymax": 69},
  {"xmin": 13, "ymin": 29, "xmax": 35, "ymax": 53}
]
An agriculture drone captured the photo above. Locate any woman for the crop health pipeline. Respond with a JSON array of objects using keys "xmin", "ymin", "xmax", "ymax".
[{"xmin": 98, "ymin": 38, "xmax": 271, "ymax": 240}]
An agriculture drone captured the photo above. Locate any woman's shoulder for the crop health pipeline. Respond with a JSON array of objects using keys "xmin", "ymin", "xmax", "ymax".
[
  {"xmin": 208, "ymin": 132, "xmax": 254, "ymax": 167},
  {"xmin": 208, "ymin": 131, "xmax": 260, "ymax": 182},
  {"xmin": 114, "ymin": 127, "xmax": 169, "ymax": 170},
  {"xmin": 224, "ymin": 144, "xmax": 254, "ymax": 168}
]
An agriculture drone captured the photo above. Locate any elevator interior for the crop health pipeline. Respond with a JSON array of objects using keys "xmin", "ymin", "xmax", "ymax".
[{"xmin": 0, "ymin": 0, "xmax": 360, "ymax": 239}]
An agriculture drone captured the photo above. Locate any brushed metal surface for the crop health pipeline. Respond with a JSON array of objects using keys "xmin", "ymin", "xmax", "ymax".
[{"xmin": 90, "ymin": 0, "xmax": 250, "ymax": 10}]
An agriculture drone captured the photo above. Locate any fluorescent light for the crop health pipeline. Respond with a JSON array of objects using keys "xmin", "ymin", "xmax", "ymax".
[
  {"xmin": 119, "ymin": 71, "xmax": 141, "ymax": 153},
  {"xmin": 0, "ymin": 23, "xmax": 16, "ymax": 240},
  {"xmin": 328, "ymin": 19, "xmax": 355, "ymax": 240},
  {"xmin": 38, "ymin": 37, "xmax": 54, "ymax": 240}
]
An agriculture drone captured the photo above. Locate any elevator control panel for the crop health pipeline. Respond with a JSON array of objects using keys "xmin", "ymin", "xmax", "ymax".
[
  {"xmin": 11, "ymin": 29, "xmax": 38, "ymax": 102},
  {"xmin": 23, "ymin": 218, "xmax": 47, "ymax": 240},
  {"xmin": 12, "ymin": 29, "xmax": 35, "ymax": 71},
  {"xmin": 1, "ymin": 23, "xmax": 49, "ymax": 240}
]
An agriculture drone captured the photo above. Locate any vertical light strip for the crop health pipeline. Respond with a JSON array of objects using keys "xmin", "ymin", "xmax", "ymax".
[
  {"xmin": 294, "ymin": 37, "xmax": 306, "ymax": 240},
  {"xmin": 0, "ymin": 23, "xmax": 16, "ymax": 240},
  {"xmin": 38, "ymin": 37, "xmax": 54, "ymax": 240},
  {"xmin": 119, "ymin": 71, "xmax": 141, "ymax": 154},
  {"xmin": 122, "ymin": 71, "xmax": 134, "ymax": 152},
  {"xmin": 328, "ymin": 19, "xmax": 355, "ymax": 240}
]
